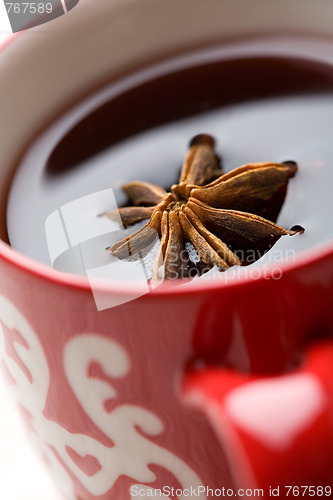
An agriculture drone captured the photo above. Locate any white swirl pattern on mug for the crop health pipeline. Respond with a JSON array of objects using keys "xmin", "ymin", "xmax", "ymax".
[{"xmin": 0, "ymin": 295, "xmax": 205, "ymax": 499}]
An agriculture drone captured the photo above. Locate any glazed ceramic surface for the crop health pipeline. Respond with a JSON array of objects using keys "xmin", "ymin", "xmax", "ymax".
[{"xmin": 0, "ymin": 1, "xmax": 333, "ymax": 499}]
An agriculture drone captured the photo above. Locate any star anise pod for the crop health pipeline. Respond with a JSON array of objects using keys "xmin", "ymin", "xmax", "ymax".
[{"xmin": 106, "ymin": 134, "xmax": 304, "ymax": 280}]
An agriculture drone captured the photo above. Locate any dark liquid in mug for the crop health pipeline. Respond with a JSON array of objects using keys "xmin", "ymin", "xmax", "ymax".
[
  {"xmin": 46, "ymin": 55, "xmax": 333, "ymax": 175},
  {"xmin": 7, "ymin": 38, "xmax": 333, "ymax": 273}
]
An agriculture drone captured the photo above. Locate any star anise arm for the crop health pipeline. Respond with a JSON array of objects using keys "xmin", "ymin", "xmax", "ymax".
[
  {"xmin": 179, "ymin": 134, "xmax": 222, "ymax": 186},
  {"xmin": 190, "ymin": 161, "xmax": 297, "ymax": 221},
  {"xmin": 179, "ymin": 210, "xmax": 229, "ymax": 272},
  {"xmin": 122, "ymin": 181, "xmax": 167, "ymax": 206},
  {"xmin": 162, "ymin": 211, "xmax": 189, "ymax": 280},
  {"xmin": 183, "ymin": 206, "xmax": 241, "ymax": 266},
  {"xmin": 203, "ymin": 161, "xmax": 297, "ymax": 186},
  {"xmin": 108, "ymin": 209, "xmax": 162, "ymax": 259},
  {"xmin": 107, "ymin": 206, "xmax": 156, "ymax": 227},
  {"xmin": 152, "ymin": 210, "xmax": 169, "ymax": 280},
  {"xmin": 106, "ymin": 181, "xmax": 168, "ymax": 227},
  {"xmin": 188, "ymin": 198, "xmax": 304, "ymax": 257}
]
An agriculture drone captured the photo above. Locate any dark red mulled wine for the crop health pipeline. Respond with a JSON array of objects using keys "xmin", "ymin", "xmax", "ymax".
[{"xmin": 7, "ymin": 38, "xmax": 333, "ymax": 278}]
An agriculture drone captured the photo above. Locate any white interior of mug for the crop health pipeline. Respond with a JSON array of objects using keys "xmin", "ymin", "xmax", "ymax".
[{"xmin": 1, "ymin": 0, "xmax": 333, "ymax": 291}]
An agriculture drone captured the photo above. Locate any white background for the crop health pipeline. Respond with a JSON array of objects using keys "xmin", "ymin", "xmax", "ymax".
[{"xmin": 0, "ymin": 374, "xmax": 63, "ymax": 499}]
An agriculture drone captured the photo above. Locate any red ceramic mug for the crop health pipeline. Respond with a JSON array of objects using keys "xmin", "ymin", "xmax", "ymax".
[{"xmin": 0, "ymin": 1, "xmax": 333, "ymax": 499}]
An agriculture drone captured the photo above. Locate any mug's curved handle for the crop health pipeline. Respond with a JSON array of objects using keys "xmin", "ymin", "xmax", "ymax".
[{"xmin": 181, "ymin": 340, "xmax": 333, "ymax": 494}]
